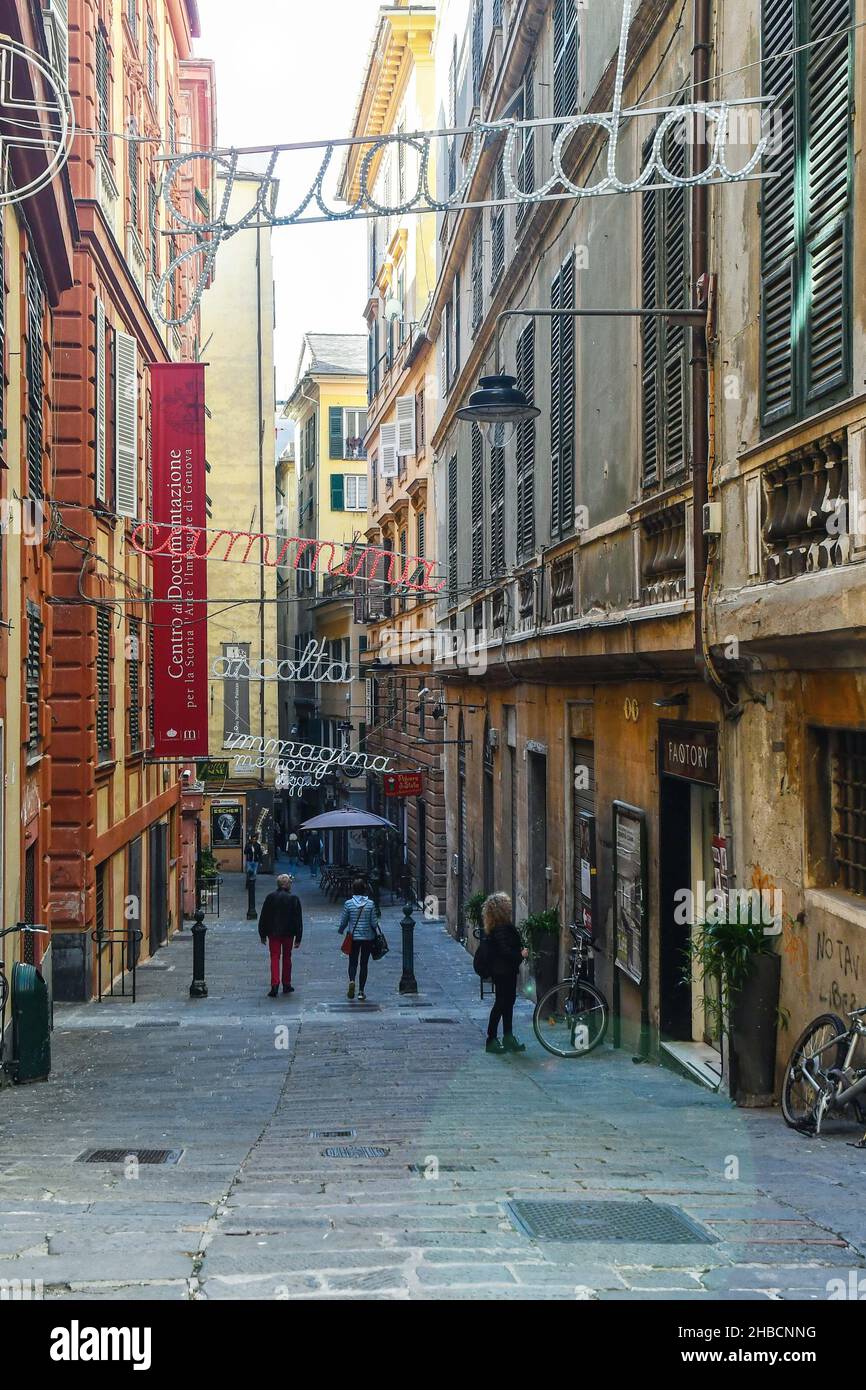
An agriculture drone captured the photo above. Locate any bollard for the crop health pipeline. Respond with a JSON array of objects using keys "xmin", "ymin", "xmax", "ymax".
[
  {"xmin": 398, "ymin": 898, "xmax": 418, "ymax": 994},
  {"xmin": 246, "ymin": 870, "xmax": 257, "ymax": 921},
  {"xmin": 189, "ymin": 908, "xmax": 208, "ymax": 998}
]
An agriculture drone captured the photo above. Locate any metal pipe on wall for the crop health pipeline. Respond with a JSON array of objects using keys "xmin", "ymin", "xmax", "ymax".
[{"xmin": 691, "ymin": 0, "xmax": 712, "ymax": 671}]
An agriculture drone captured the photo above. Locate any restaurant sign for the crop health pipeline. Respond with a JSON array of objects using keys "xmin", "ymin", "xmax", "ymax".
[
  {"xmin": 383, "ymin": 772, "xmax": 424, "ymax": 798},
  {"xmin": 659, "ymin": 723, "xmax": 718, "ymax": 786}
]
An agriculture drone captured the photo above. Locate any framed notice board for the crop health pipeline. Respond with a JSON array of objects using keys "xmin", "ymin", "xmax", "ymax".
[{"xmin": 612, "ymin": 801, "xmax": 648, "ymax": 986}]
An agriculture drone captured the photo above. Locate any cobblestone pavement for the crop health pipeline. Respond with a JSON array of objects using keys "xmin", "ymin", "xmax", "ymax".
[{"xmin": 0, "ymin": 868, "xmax": 864, "ymax": 1301}]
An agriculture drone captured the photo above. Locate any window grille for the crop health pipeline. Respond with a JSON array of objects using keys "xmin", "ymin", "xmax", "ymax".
[{"xmin": 831, "ymin": 729, "xmax": 866, "ymax": 898}]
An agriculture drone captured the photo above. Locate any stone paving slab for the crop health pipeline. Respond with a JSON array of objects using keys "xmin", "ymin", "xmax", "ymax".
[{"xmin": 0, "ymin": 868, "xmax": 863, "ymax": 1301}]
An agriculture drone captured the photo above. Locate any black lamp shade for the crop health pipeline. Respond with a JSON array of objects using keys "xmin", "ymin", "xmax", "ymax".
[{"xmin": 455, "ymin": 373, "xmax": 541, "ymax": 426}]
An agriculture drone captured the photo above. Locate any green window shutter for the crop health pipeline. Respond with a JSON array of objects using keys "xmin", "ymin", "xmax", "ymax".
[
  {"xmin": 641, "ymin": 184, "xmax": 661, "ymax": 486},
  {"xmin": 803, "ymin": 0, "xmax": 852, "ymax": 406},
  {"xmin": 470, "ymin": 424, "xmax": 484, "ymax": 586},
  {"xmin": 330, "ymin": 473, "xmax": 344, "ymax": 511},
  {"xmin": 515, "ymin": 322, "xmax": 536, "ymax": 560},
  {"xmin": 760, "ymin": 0, "xmax": 798, "ymax": 426},
  {"xmin": 329, "ymin": 406, "xmax": 344, "ymax": 459}
]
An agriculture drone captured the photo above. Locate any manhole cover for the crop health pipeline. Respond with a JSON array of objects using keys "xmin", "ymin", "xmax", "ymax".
[
  {"xmin": 134, "ymin": 1020, "xmax": 181, "ymax": 1028},
  {"xmin": 79, "ymin": 1148, "xmax": 183, "ymax": 1166},
  {"xmin": 320, "ymin": 1003, "xmax": 382, "ymax": 1013},
  {"xmin": 420, "ymin": 1018, "xmax": 457, "ymax": 1024},
  {"xmin": 321, "ymin": 1146, "xmax": 390, "ymax": 1159},
  {"xmin": 505, "ymin": 1199, "xmax": 716, "ymax": 1245},
  {"xmin": 310, "ymin": 1129, "xmax": 356, "ymax": 1139}
]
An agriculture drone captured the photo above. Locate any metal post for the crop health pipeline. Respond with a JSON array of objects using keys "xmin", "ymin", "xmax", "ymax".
[
  {"xmin": 246, "ymin": 870, "xmax": 257, "ymax": 920},
  {"xmin": 189, "ymin": 908, "xmax": 208, "ymax": 998},
  {"xmin": 399, "ymin": 897, "xmax": 418, "ymax": 994}
]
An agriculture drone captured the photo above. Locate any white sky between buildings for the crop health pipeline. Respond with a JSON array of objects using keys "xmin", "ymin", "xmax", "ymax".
[{"xmin": 195, "ymin": 0, "xmax": 384, "ymax": 423}]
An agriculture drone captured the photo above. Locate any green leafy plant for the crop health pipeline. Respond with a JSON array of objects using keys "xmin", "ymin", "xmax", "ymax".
[
  {"xmin": 199, "ymin": 847, "xmax": 221, "ymax": 882},
  {"xmin": 519, "ymin": 908, "xmax": 561, "ymax": 961},
  {"xmin": 464, "ymin": 891, "xmax": 487, "ymax": 934},
  {"xmin": 684, "ymin": 900, "xmax": 778, "ymax": 1037}
]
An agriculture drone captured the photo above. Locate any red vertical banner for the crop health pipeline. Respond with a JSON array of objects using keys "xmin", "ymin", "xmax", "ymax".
[{"xmin": 149, "ymin": 362, "xmax": 208, "ymax": 758}]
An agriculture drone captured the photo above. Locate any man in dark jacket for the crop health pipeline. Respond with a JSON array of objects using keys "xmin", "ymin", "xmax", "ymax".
[{"xmin": 258, "ymin": 873, "xmax": 303, "ymax": 997}]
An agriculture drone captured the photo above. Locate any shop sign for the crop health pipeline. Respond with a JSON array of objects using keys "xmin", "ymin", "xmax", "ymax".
[
  {"xmin": 613, "ymin": 801, "xmax": 647, "ymax": 986},
  {"xmin": 384, "ymin": 771, "xmax": 424, "ymax": 797},
  {"xmin": 197, "ymin": 760, "xmax": 229, "ymax": 782},
  {"xmin": 660, "ymin": 723, "xmax": 718, "ymax": 786}
]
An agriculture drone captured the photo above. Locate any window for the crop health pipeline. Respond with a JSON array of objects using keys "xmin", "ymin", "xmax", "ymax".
[
  {"xmin": 516, "ymin": 321, "xmax": 536, "ymax": 559},
  {"xmin": 516, "ymin": 62, "xmax": 535, "ymax": 227},
  {"xmin": 96, "ymin": 24, "xmax": 110, "ymax": 154},
  {"xmin": 553, "ymin": 0, "xmax": 578, "ymax": 119},
  {"xmin": 401, "ymin": 677, "xmax": 408, "ymax": 733},
  {"xmin": 25, "ymin": 601, "xmax": 42, "ymax": 755},
  {"xmin": 344, "ymin": 408, "xmax": 367, "ymax": 460},
  {"xmin": 368, "ymin": 320, "xmax": 379, "ymax": 399},
  {"xmin": 146, "ymin": 12, "xmax": 157, "ymax": 104},
  {"xmin": 493, "ymin": 0, "xmax": 503, "ymax": 28},
  {"xmin": 344, "ymin": 474, "xmax": 368, "ymax": 512},
  {"xmin": 95, "ymin": 862, "xmax": 107, "ymax": 938},
  {"xmin": 490, "ymin": 158, "xmax": 505, "ymax": 287},
  {"xmin": 471, "ymin": 219, "xmax": 483, "ymax": 330},
  {"xmin": 448, "ymin": 36, "xmax": 458, "ymax": 195},
  {"xmin": 128, "ymin": 619, "xmax": 141, "ymax": 751},
  {"xmin": 453, "ymin": 273, "xmax": 461, "ymax": 379},
  {"xmin": 471, "ymin": 424, "xmax": 484, "ymax": 587},
  {"xmin": 447, "ymin": 454, "xmax": 458, "ymax": 604},
  {"xmin": 550, "ymin": 251, "xmax": 576, "ymax": 538},
  {"xmin": 126, "ymin": 0, "xmax": 137, "ymax": 39},
  {"xmin": 115, "ymin": 331, "xmax": 138, "ymax": 518},
  {"xmin": 128, "ymin": 119, "xmax": 139, "ymax": 227},
  {"xmin": 415, "ymin": 389, "xmax": 425, "ymax": 450},
  {"xmin": 471, "ymin": 0, "xmax": 483, "ymax": 108},
  {"xmin": 399, "ymin": 527, "xmax": 408, "ymax": 612},
  {"xmin": 641, "ymin": 116, "xmax": 689, "ymax": 488},
  {"xmin": 371, "ymin": 451, "xmax": 378, "ymax": 507},
  {"xmin": 443, "ymin": 297, "xmax": 453, "ymax": 394},
  {"xmin": 148, "ymin": 177, "xmax": 159, "ymax": 275},
  {"xmin": 760, "ymin": 0, "xmax": 852, "ymax": 428},
  {"xmin": 417, "ymin": 510, "xmax": 425, "ymax": 560},
  {"xmin": 25, "ymin": 258, "xmax": 44, "ymax": 498},
  {"xmin": 96, "ymin": 606, "xmax": 112, "ymax": 759},
  {"xmin": 167, "ymin": 95, "xmax": 176, "ymax": 154},
  {"xmin": 822, "ymin": 728, "xmax": 866, "ymax": 898},
  {"xmin": 95, "ymin": 300, "xmax": 107, "ymax": 502}
]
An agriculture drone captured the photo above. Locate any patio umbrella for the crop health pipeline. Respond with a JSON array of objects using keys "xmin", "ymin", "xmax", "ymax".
[{"xmin": 298, "ymin": 809, "xmax": 396, "ymax": 831}]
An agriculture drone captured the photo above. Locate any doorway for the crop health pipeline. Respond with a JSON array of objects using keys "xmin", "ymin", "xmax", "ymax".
[
  {"xmin": 659, "ymin": 777, "xmax": 720, "ymax": 1049},
  {"xmin": 148, "ymin": 822, "xmax": 168, "ymax": 954},
  {"xmin": 416, "ymin": 799, "xmax": 427, "ymax": 903},
  {"xmin": 527, "ymin": 751, "xmax": 547, "ymax": 914}
]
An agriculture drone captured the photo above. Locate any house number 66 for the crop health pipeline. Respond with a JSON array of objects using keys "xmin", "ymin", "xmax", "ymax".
[{"xmin": 623, "ymin": 699, "xmax": 640, "ymax": 722}]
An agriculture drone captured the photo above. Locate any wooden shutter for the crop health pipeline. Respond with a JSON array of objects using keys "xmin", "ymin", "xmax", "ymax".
[
  {"xmin": 96, "ymin": 606, "xmax": 112, "ymax": 754},
  {"xmin": 471, "ymin": 424, "xmax": 484, "ymax": 586},
  {"xmin": 115, "ymin": 329, "xmax": 138, "ymax": 518},
  {"xmin": 329, "ymin": 406, "xmax": 344, "ymax": 458},
  {"xmin": 25, "ymin": 258, "xmax": 44, "ymax": 498},
  {"xmin": 417, "ymin": 510, "xmax": 425, "ymax": 559},
  {"xmin": 454, "ymin": 272, "xmax": 461, "ymax": 377},
  {"xmin": 490, "ymin": 159, "xmax": 505, "ymax": 286},
  {"xmin": 396, "ymin": 394, "xmax": 416, "ymax": 456},
  {"xmin": 804, "ymin": 0, "xmax": 851, "ymax": 405},
  {"xmin": 128, "ymin": 121, "xmax": 139, "ymax": 226},
  {"xmin": 380, "ymin": 422, "xmax": 398, "ymax": 477},
  {"xmin": 96, "ymin": 25, "xmax": 109, "ymax": 152},
  {"xmin": 662, "ymin": 121, "xmax": 688, "ymax": 478},
  {"xmin": 516, "ymin": 322, "xmax": 536, "ymax": 559},
  {"xmin": 448, "ymin": 454, "xmax": 458, "ymax": 603},
  {"xmin": 95, "ymin": 298, "xmax": 107, "ymax": 503},
  {"xmin": 641, "ymin": 183, "xmax": 661, "ymax": 486},
  {"xmin": 517, "ymin": 63, "xmax": 535, "ymax": 226},
  {"xmin": 472, "ymin": 0, "xmax": 483, "ymax": 107},
  {"xmin": 553, "ymin": 0, "xmax": 578, "ymax": 119},
  {"xmin": 490, "ymin": 444, "xmax": 505, "ymax": 574},
  {"xmin": 330, "ymin": 474, "xmax": 344, "ymax": 511},
  {"xmin": 471, "ymin": 220, "xmax": 483, "ymax": 329},
  {"xmin": 550, "ymin": 252, "xmax": 575, "ymax": 536},
  {"xmin": 760, "ymin": 0, "xmax": 797, "ymax": 425}
]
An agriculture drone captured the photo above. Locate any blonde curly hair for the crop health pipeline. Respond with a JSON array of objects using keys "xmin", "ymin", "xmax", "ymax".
[{"xmin": 482, "ymin": 892, "xmax": 513, "ymax": 934}]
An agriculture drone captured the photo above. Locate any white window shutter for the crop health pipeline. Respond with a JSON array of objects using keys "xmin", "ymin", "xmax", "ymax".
[
  {"xmin": 380, "ymin": 423, "xmax": 398, "ymax": 478},
  {"xmin": 396, "ymin": 394, "xmax": 416, "ymax": 456},
  {"xmin": 746, "ymin": 474, "xmax": 762, "ymax": 576},
  {"xmin": 95, "ymin": 298, "xmax": 106, "ymax": 503},
  {"xmin": 358, "ymin": 473, "xmax": 368, "ymax": 510},
  {"xmin": 115, "ymin": 330, "xmax": 138, "ymax": 518}
]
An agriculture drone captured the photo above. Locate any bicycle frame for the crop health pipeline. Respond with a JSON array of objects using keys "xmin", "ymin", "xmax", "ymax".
[{"xmin": 799, "ymin": 1018, "xmax": 866, "ymax": 1108}]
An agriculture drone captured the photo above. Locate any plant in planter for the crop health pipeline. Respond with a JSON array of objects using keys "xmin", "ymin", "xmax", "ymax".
[
  {"xmin": 199, "ymin": 847, "xmax": 221, "ymax": 882},
  {"xmin": 464, "ymin": 891, "xmax": 487, "ymax": 939},
  {"xmin": 519, "ymin": 908, "xmax": 561, "ymax": 997},
  {"xmin": 684, "ymin": 899, "xmax": 783, "ymax": 1106}
]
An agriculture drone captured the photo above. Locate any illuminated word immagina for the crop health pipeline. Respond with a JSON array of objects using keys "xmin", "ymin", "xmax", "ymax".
[{"xmin": 225, "ymin": 732, "xmax": 396, "ymax": 773}]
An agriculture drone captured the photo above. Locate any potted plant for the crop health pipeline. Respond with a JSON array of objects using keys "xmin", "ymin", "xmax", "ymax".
[
  {"xmin": 685, "ymin": 899, "xmax": 782, "ymax": 1106},
  {"xmin": 199, "ymin": 847, "xmax": 221, "ymax": 883},
  {"xmin": 464, "ymin": 891, "xmax": 487, "ymax": 940},
  {"xmin": 519, "ymin": 908, "xmax": 561, "ymax": 998}
]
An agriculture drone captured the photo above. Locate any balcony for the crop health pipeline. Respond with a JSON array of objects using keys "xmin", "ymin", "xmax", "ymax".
[
  {"xmin": 125, "ymin": 224, "xmax": 147, "ymax": 295},
  {"xmin": 515, "ymin": 570, "xmax": 536, "ymax": 633},
  {"xmin": 641, "ymin": 502, "xmax": 687, "ymax": 605},
  {"xmin": 95, "ymin": 150, "xmax": 119, "ymax": 229},
  {"xmin": 550, "ymin": 554, "xmax": 575, "ymax": 623},
  {"xmin": 763, "ymin": 429, "xmax": 849, "ymax": 581}
]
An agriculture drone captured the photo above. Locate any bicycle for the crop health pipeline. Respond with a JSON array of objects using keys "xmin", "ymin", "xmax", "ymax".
[
  {"xmin": 781, "ymin": 1005, "xmax": 866, "ymax": 1142},
  {"xmin": 532, "ymin": 924, "xmax": 609, "ymax": 1058}
]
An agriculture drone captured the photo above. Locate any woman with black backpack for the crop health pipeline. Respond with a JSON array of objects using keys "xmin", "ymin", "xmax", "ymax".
[{"xmin": 475, "ymin": 892, "xmax": 529, "ymax": 1054}]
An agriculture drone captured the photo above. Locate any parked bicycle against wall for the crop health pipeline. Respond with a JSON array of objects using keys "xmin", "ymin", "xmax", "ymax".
[
  {"xmin": 781, "ymin": 1005, "xmax": 866, "ymax": 1143},
  {"xmin": 532, "ymin": 924, "xmax": 609, "ymax": 1058}
]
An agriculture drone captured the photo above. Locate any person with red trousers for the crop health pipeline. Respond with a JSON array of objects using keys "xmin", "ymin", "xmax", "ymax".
[{"xmin": 258, "ymin": 873, "xmax": 303, "ymax": 997}]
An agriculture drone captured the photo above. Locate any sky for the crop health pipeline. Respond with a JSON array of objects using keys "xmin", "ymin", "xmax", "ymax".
[{"xmin": 195, "ymin": 0, "xmax": 384, "ymax": 401}]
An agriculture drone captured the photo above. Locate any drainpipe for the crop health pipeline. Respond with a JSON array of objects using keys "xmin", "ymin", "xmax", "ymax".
[{"xmin": 691, "ymin": 0, "xmax": 712, "ymax": 670}]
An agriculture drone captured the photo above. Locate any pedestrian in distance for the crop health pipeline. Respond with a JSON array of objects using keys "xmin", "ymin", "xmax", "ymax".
[
  {"xmin": 244, "ymin": 831, "xmax": 264, "ymax": 879},
  {"xmin": 338, "ymin": 878, "xmax": 380, "ymax": 1001},
  {"xmin": 258, "ymin": 872, "xmax": 303, "ymax": 997},
  {"xmin": 287, "ymin": 832, "xmax": 300, "ymax": 867},
  {"xmin": 307, "ymin": 832, "xmax": 323, "ymax": 876},
  {"xmin": 477, "ymin": 892, "xmax": 529, "ymax": 1054}
]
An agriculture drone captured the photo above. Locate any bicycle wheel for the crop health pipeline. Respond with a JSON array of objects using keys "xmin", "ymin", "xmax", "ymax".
[
  {"xmin": 781, "ymin": 1013, "xmax": 846, "ymax": 1130},
  {"xmin": 533, "ymin": 980, "xmax": 608, "ymax": 1058}
]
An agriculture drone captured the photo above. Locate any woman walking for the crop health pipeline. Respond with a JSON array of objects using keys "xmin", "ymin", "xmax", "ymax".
[
  {"xmin": 482, "ymin": 892, "xmax": 528, "ymax": 1054},
  {"xmin": 338, "ymin": 878, "xmax": 379, "ymax": 1001}
]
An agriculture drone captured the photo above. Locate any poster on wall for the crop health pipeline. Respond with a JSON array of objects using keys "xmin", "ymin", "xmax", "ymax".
[
  {"xmin": 149, "ymin": 362, "xmax": 208, "ymax": 757},
  {"xmin": 577, "ymin": 812, "xmax": 596, "ymax": 936},
  {"xmin": 613, "ymin": 801, "xmax": 647, "ymax": 985},
  {"xmin": 222, "ymin": 642, "xmax": 251, "ymax": 742},
  {"xmin": 211, "ymin": 802, "xmax": 242, "ymax": 848}
]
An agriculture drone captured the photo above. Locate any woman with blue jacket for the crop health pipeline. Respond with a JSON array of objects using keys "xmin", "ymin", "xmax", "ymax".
[{"xmin": 338, "ymin": 878, "xmax": 380, "ymax": 1000}]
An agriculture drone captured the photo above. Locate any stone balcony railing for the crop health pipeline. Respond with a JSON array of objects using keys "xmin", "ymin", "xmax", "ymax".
[
  {"xmin": 550, "ymin": 554, "xmax": 575, "ymax": 623},
  {"xmin": 763, "ymin": 428, "xmax": 849, "ymax": 581},
  {"xmin": 641, "ymin": 502, "xmax": 687, "ymax": 605}
]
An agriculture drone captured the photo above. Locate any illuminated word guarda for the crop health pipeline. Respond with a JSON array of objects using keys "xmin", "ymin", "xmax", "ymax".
[
  {"xmin": 131, "ymin": 523, "xmax": 442, "ymax": 594},
  {"xmin": 212, "ymin": 640, "xmax": 351, "ymax": 684}
]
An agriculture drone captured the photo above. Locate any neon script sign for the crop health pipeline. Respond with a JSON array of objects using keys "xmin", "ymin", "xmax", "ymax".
[
  {"xmin": 212, "ymin": 640, "xmax": 352, "ymax": 684},
  {"xmin": 130, "ymin": 523, "xmax": 443, "ymax": 594}
]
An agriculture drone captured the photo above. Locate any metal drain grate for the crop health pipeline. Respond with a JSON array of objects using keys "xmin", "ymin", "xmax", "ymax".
[
  {"xmin": 310, "ymin": 1129, "xmax": 356, "ymax": 1139},
  {"xmin": 505, "ymin": 1199, "xmax": 716, "ymax": 1245},
  {"xmin": 320, "ymin": 1003, "xmax": 382, "ymax": 1013},
  {"xmin": 420, "ymin": 1017, "xmax": 457, "ymax": 1024},
  {"xmin": 408, "ymin": 1163, "xmax": 475, "ymax": 1173},
  {"xmin": 321, "ymin": 1146, "xmax": 390, "ymax": 1159},
  {"xmin": 134, "ymin": 1020, "xmax": 181, "ymax": 1028},
  {"xmin": 79, "ymin": 1148, "xmax": 183, "ymax": 1166}
]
